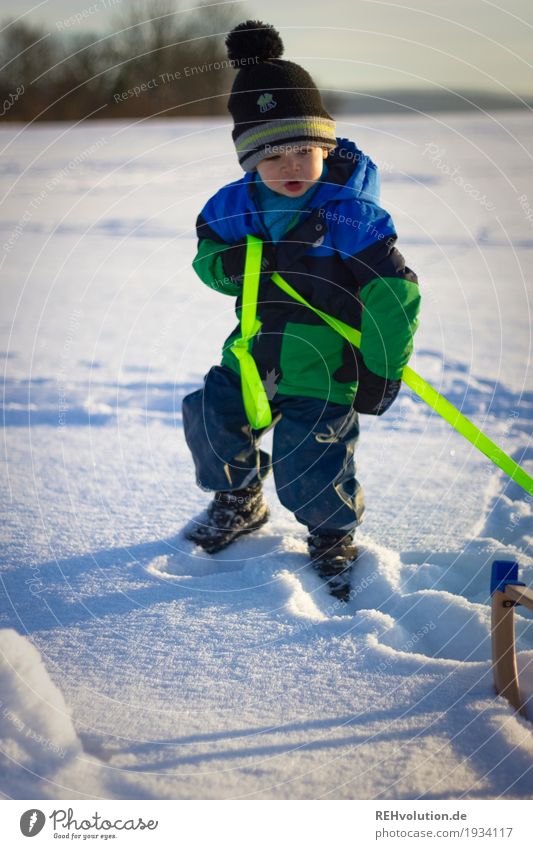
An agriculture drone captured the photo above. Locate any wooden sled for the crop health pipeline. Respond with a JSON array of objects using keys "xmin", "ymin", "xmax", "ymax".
[{"xmin": 491, "ymin": 561, "xmax": 533, "ymax": 717}]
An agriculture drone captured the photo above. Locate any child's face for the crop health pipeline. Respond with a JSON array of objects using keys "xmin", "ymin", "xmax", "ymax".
[{"xmin": 256, "ymin": 145, "xmax": 328, "ymax": 197}]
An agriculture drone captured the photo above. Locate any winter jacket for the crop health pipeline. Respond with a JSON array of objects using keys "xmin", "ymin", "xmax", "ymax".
[{"xmin": 192, "ymin": 137, "xmax": 421, "ymax": 406}]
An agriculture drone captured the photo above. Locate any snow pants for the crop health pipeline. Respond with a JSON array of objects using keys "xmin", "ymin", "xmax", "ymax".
[{"xmin": 182, "ymin": 365, "xmax": 364, "ymax": 534}]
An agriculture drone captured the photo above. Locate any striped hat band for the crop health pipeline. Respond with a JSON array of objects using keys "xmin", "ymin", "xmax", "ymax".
[{"xmin": 234, "ymin": 117, "xmax": 337, "ymax": 172}]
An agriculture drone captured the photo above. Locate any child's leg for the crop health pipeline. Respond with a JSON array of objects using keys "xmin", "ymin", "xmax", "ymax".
[
  {"xmin": 271, "ymin": 396, "xmax": 364, "ymax": 534},
  {"xmin": 182, "ymin": 365, "xmax": 272, "ymax": 491}
]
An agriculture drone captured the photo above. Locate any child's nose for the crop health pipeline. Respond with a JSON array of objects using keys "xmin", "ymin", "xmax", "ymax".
[{"xmin": 282, "ymin": 156, "xmax": 300, "ymax": 175}]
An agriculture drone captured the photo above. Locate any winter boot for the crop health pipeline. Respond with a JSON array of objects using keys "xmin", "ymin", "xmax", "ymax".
[
  {"xmin": 185, "ymin": 483, "xmax": 270, "ymax": 554},
  {"xmin": 308, "ymin": 532, "xmax": 359, "ymax": 601}
]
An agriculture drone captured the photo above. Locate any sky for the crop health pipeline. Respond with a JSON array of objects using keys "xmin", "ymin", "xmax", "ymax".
[{"xmin": 1, "ymin": 0, "xmax": 532, "ymax": 96}]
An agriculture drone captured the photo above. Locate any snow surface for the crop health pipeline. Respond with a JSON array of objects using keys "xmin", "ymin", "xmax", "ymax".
[{"xmin": 0, "ymin": 113, "xmax": 532, "ymax": 800}]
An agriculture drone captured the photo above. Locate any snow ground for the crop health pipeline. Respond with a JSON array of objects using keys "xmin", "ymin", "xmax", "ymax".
[{"xmin": 0, "ymin": 113, "xmax": 532, "ymax": 799}]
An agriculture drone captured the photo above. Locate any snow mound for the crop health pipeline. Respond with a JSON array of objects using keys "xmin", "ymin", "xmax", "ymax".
[{"xmin": 0, "ymin": 629, "xmax": 115, "ymax": 798}]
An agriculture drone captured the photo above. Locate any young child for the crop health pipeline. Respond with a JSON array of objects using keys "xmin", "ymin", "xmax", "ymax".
[{"xmin": 182, "ymin": 21, "xmax": 421, "ymax": 598}]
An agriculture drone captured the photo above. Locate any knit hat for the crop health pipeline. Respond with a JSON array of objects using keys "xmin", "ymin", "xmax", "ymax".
[{"xmin": 225, "ymin": 21, "xmax": 337, "ymax": 172}]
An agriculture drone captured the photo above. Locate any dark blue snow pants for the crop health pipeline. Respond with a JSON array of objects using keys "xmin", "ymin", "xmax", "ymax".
[{"xmin": 182, "ymin": 365, "xmax": 364, "ymax": 534}]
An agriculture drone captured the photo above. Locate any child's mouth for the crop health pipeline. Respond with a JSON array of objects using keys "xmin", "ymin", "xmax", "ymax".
[{"xmin": 284, "ymin": 180, "xmax": 304, "ymax": 192}]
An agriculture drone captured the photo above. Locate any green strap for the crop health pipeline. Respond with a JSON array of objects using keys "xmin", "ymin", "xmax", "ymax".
[
  {"xmin": 232, "ymin": 235, "xmax": 533, "ymax": 496},
  {"xmin": 272, "ymin": 269, "xmax": 533, "ymax": 496},
  {"xmin": 400, "ymin": 366, "xmax": 533, "ymax": 496},
  {"xmin": 230, "ymin": 236, "xmax": 272, "ymax": 429},
  {"xmin": 271, "ymin": 271, "xmax": 362, "ymax": 347}
]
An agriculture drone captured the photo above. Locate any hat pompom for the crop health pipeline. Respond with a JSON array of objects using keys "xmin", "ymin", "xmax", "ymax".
[{"xmin": 226, "ymin": 20, "xmax": 284, "ymax": 64}]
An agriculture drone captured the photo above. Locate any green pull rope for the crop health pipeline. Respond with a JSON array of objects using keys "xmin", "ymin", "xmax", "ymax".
[
  {"xmin": 270, "ymin": 271, "xmax": 362, "ymax": 347},
  {"xmin": 232, "ymin": 235, "xmax": 533, "ymax": 496},
  {"xmin": 230, "ymin": 235, "xmax": 272, "ymax": 429},
  {"xmin": 400, "ymin": 366, "xmax": 533, "ymax": 496}
]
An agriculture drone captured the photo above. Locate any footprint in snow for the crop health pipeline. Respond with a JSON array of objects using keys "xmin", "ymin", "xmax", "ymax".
[{"xmin": 146, "ymin": 528, "xmax": 285, "ymax": 580}]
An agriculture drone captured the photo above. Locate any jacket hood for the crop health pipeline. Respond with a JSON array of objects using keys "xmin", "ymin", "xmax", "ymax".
[{"xmin": 197, "ymin": 136, "xmax": 390, "ymax": 249}]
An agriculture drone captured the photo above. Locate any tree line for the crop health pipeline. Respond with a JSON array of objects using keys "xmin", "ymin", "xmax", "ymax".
[{"xmin": 0, "ymin": 1, "xmax": 243, "ymax": 122}]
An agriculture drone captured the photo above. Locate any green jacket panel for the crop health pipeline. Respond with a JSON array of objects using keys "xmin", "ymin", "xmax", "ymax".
[
  {"xmin": 359, "ymin": 275, "xmax": 421, "ymax": 380},
  {"xmin": 192, "ymin": 238, "xmax": 241, "ymax": 297}
]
